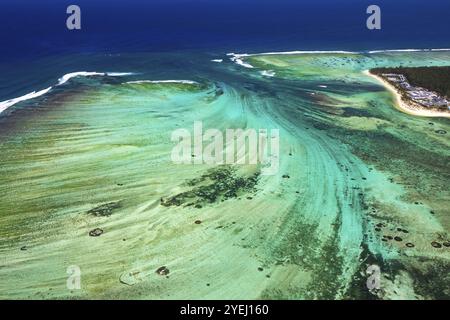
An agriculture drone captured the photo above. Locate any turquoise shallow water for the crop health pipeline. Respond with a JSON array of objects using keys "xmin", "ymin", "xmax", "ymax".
[{"xmin": 0, "ymin": 50, "xmax": 449, "ymax": 299}]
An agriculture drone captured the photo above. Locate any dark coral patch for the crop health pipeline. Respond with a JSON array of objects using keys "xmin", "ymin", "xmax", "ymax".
[
  {"xmin": 156, "ymin": 266, "xmax": 170, "ymax": 276},
  {"xmin": 161, "ymin": 167, "xmax": 259, "ymax": 208},
  {"xmin": 88, "ymin": 201, "xmax": 122, "ymax": 217}
]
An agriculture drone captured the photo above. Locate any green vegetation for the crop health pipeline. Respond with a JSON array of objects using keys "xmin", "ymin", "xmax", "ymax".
[{"xmin": 371, "ymin": 66, "xmax": 450, "ymax": 98}]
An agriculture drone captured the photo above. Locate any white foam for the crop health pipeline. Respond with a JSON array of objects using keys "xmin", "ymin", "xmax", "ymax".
[
  {"xmin": 260, "ymin": 70, "xmax": 276, "ymax": 77},
  {"xmin": 229, "ymin": 48, "xmax": 450, "ymax": 60},
  {"xmin": 368, "ymin": 49, "xmax": 426, "ymax": 54},
  {"xmin": 57, "ymin": 72, "xmax": 106, "ymax": 86},
  {"xmin": 211, "ymin": 59, "xmax": 223, "ymax": 63},
  {"xmin": 105, "ymin": 72, "xmax": 136, "ymax": 77},
  {"xmin": 57, "ymin": 71, "xmax": 135, "ymax": 86},
  {"xmin": 227, "ymin": 53, "xmax": 254, "ymax": 68},
  {"xmin": 227, "ymin": 48, "xmax": 450, "ymax": 70},
  {"xmin": 0, "ymin": 71, "xmax": 134, "ymax": 114},
  {"xmin": 318, "ymin": 85, "xmax": 328, "ymax": 88},
  {"xmin": 245, "ymin": 50, "xmax": 358, "ymax": 56},
  {"xmin": 368, "ymin": 48, "xmax": 450, "ymax": 54},
  {"xmin": 255, "ymin": 48, "xmax": 450, "ymax": 55},
  {"xmin": 0, "ymin": 87, "xmax": 52, "ymax": 114},
  {"xmin": 125, "ymin": 80, "xmax": 198, "ymax": 85}
]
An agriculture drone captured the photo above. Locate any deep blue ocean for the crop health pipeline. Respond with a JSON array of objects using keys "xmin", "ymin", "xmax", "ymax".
[{"xmin": 0, "ymin": 0, "xmax": 449, "ymax": 101}]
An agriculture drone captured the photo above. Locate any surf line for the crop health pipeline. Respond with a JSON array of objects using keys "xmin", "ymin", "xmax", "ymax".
[
  {"xmin": 0, "ymin": 71, "xmax": 135, "ymax": 114},
  {"xmin": 227, "ymin": 48, "xmax": 450, "ymax": 69}
]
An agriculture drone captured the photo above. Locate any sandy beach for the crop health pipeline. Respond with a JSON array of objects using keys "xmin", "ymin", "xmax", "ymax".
[{"xmin": 363, "ymin": 70, "xmax": 450, "ymax": 119}]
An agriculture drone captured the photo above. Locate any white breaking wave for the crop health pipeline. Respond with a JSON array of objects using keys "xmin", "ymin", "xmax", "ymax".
[
  {"xmin": 368, "ymin": 48, "xmax": 450, "ymax": 54},
  {"xmin": 0, "ymin": 71, "xmax": 134, "ymax": 114},
  {"xmin": 233, "ymin": 48, "xmax": 450, "ymax": 57},
  {"xmin": 57, "ymin": 71, "xmax": 135, "ymax": 86},
  {"xmin": 125, "ymin": 80, "xmax": 198, "ymax": 85},
  {"xmin": 318, "ymin": 85, "xmax": 328, "ymax": 88},
  {"xmin": 244, "ymin": 50, "xmax": 358, "ymax": 56},
  {"xmin": 0, "ymin": 87, "xmax": 52, "ymax": 114},
  {"xmin": 368, "ymin": 49, "xmax": 426, "ymax": 54},
  {"xmin": 211, "ymin": 59, "xmax": 223, "ymax": 63},
  {"xmin": 227, "ymin": 53, "xmax": 254, "ymax": 68},
  {"xmin": 57, "ymin": 71, "xmax": 106, "ymax": 86},
  {"xmin": 227, "ymin": 48, "xmax": 450, "ymax": 68},
  {"xmin": 105, "ymin": 72, "xmax": 136, "ymax": 77}
]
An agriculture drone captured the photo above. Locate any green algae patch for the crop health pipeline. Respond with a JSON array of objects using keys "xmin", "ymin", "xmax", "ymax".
[{"xmin": 161, "ymin": 166, "xmax": 260, "ymax": 208}]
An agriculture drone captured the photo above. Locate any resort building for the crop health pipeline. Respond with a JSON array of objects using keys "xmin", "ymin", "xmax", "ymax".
[{"xmin": 382, "ymin": 73, "xmax": 450, "ymax": 110}]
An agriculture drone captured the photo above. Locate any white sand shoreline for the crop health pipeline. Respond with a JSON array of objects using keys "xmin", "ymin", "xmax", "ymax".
[{"xmin": 364, "ymin": 70, "xmax": 450, "ymax": 119}]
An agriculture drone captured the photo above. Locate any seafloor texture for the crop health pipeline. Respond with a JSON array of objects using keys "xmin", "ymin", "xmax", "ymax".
[{"xmin": 0, "ymin": 51, "xmax": 449, "ymax": 299}]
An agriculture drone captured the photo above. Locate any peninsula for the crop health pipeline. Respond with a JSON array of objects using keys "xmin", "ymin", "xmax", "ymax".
[{"xmin": 367, "ymin": 66, "xmax": 450, "ymax": 118}]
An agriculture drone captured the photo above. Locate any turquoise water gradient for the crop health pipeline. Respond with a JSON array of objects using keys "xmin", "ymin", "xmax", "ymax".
[{"xmin": 0, "ymin": 50, "xmax": 449, "ymax": 299}]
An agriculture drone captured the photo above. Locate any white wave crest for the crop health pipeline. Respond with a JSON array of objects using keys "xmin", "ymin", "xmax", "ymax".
[
  {"xmin": 227, "ymin": 53, "xmax": 254, "ymax": 69},
  {"xmin": 230, "ymin": 48, "xmax": 450, "ymax": 60},
  {"xmin": 0, "ymin": 87, "xmax": 52, "ymax": 114},
  {"xmin": 227, "ymin": 48, "xmax": 450, "ymax": 70},
  {"xmin": 0, "ymin": 71, "xmax": 134, "ymax": 114},
  {"xmin": 57, "ymin": 71, "xmax": 136, "ymax": 86},
  {"xmin": 105, "ymin": 72, "xmax": 136, "ymax": 76},
  {"xmin": 368, "ymin": 48, "xmax": 450, "ymax": 54},
  {"xmin": 57, "ymin": 72, "xmax": 105, "ymax": 86},
  {"xmin": 244, "ymin": 50, "xmax": 358, "ymax": 56}
]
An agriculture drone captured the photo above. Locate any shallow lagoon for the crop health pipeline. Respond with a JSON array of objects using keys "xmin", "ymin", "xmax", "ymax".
[{"xmin": 0, "ymin": 50, "xmax": 449, "ymax": 299}]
